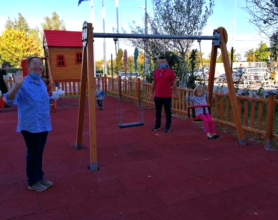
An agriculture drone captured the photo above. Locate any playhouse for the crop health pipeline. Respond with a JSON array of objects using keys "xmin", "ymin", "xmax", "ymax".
[{"xmin": 43, "ymin": 30, "xmax": 83, "ymax": 81}]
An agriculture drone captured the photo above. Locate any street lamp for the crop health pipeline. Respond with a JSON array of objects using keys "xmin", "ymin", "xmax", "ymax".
[{"xmin": 139, "ymin": 1, "xmax": 149, "ymax": 76}]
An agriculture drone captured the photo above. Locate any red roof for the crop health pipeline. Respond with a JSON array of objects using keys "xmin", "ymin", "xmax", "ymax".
[{"xmin": 44, "ymin": 30, "xmax": 82, "ymax": 48}]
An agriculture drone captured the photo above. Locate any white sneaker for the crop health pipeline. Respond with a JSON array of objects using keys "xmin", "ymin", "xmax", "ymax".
[
  {"xmin": 28, "ymin": 182, "xmax": 47, "ymax": 192},
  {"xmin": 39, "ymin": 178, "xmax": 53, "ymax": 188}
]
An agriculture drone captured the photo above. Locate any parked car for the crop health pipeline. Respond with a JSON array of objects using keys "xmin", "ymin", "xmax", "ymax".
[
  {"xmin": 187, "ymin": 67, "xmax": 210, "ymax": 81},
  {"xmin": 217, "ymin": 66, "xmax": 269, "ymax": 84},
  {"xmin": 96, "ymin": 73, "xmax": 103, "ymax": 78},
  {"xmin": 119, "ymin": 72, "xmax": 140, "ymax": 79}
]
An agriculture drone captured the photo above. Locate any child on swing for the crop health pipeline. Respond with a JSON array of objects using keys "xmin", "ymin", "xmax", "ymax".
[{"xmin": 186, "ymin": 85, "xmax": 219, "ymax": 140}]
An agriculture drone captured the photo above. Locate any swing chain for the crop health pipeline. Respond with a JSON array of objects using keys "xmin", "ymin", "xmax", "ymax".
[
  {"xmin": 113, "ymin": 38, "xmax": 122, "ymax": 125},
  {"xmin": 198, "ymin": 39, "xmax": 206, "ymax": 86}
]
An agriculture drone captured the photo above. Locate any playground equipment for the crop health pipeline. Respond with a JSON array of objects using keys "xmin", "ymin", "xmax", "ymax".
[
  {"xmin": 187, "ymin": 105, "xmax": 211, "ymax": 122},
  {"xmin": 117, "ymin": 47, "xmax": 144, "ymax": 128},
  {"xmin": 76, "ymin": 21, "xmax": 246, "ymax": 172}
]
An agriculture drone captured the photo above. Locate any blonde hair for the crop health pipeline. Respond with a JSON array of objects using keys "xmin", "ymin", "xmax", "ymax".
[{"xmin": 193, "ymin": 85, "xmax": 205, "ymax": 97}]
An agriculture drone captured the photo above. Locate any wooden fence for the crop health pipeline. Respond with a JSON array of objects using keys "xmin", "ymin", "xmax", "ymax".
[{"xmin": 6, "ymin": 77, "xmax": 278, "ymax": 144}]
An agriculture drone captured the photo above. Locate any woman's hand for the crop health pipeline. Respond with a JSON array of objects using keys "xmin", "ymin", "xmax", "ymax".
[{"xmin": 14, "ymin": 71, "xmax": 25, "ymax": 87}]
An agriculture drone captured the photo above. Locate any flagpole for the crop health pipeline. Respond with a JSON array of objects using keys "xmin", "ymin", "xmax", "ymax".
[
  {"xmin": 90, "ymin": 0, "xmax": 96, "ymax": 76},
  {"xmin": 102, "ymin": 0, "xmax": 107, "ymax": 76},
  {"xmin": 115, "ymin": 0, "xmax": 120, "ymax": 49},
  {"xmin": 145, "ymin": 0, "xmax": 148, "ymax": 76}
]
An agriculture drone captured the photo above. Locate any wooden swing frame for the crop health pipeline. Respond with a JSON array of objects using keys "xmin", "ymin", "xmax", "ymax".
[{"xmin": 75, "ymin": 22, "xmax": 246, "ymax": 172}]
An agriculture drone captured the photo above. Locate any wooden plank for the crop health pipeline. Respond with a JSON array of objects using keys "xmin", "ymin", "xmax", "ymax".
[
  {"xmin": 220, "ymin": 95, "xmax": 224, "ymax": 121},
  {"xmin": 182, "ymin": 90, "xmax": 185, "ymax": 111},
  {"xmin": 64, "ymin": 82, "xmax": 68, "ymax": 95},
  {"xmin": 214, "ymin": 94, "xmax": 219, "ymax": 119},
  {"xmin": 87, "ymin": 23, "xmax": 98, "ymax": 169},
  {"xmin": 243, "ymin": 99, "xmax": 248, "ymax": 127},
  {"xmin": 257, "ymin": 100, "xmax": 263, "ymax": 139},
  {"xmin": 137, "ymin": 78, "xmax": 141, "ymax": 104},
  {"xmin": 250, "ymin": 99, "xmax": 256, "ymax": 136},
  {"xmin": 69, "ymin": 81, "xmax": 72, "ymax": 96},
  {"xmin": 208, "ymin": 43, "xmax": 218, "ymax": 105},
  {"xmin": 219, "ymin": 27, "xmax": 245, "ymax": 142},
  {"xmin": 225, "ymin": 96, "xmax": 230, "ymax": 129},
  {"xmin": 75, "ymin": 46, "xmax": 88, "ymax": 148},
  {"xmin": 179, "ymin": 90, "xmax": 182, "ymax": 111},
  {"xmin": 265, "ymin": 94, "xmax": 276, "ymax": 147}
]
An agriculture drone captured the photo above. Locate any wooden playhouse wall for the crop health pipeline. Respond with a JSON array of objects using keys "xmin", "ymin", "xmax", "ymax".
[{"xmin": 48, "ymin": 47, "xmax": 82, "ymax": 81}]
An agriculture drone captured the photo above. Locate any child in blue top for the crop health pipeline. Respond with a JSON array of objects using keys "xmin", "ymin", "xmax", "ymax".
[
  {"xmin": 186, "ymin": 85, "xmax": 219, "ymax": 140},
  {"xmin": 95, "ymin": 84, "xmax": 105, "ymax": 110}
]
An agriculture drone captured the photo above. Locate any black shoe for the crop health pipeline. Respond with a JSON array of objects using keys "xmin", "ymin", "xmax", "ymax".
[
  {"xmin": 207, "ymin": 135, "xmax": 215, "ymax": 140},
  {"xmin": 213, "ymin": 134, "xmax": 220, "ymax": 139},
  {"xmin": 165, "ymin": 126, "xmax": 171, "ymax": 133},
  {"xmin": 152, "ymin": 125, "xmax": 161, "ymax": 131},
  {"xmin": 4, "ymin": 104, "xmax": 11, "ymax": 108}
]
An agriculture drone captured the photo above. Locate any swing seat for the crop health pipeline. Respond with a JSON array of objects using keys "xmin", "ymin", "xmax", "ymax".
[
  {"xmin": 187, "ymin": 104, "xmax": 211, "ymax": 121},
  {"xmin": 118, "ymin": 122, "xmax": 144, "ymax": 128}
]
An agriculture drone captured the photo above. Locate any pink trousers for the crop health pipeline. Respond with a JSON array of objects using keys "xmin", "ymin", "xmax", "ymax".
[{"xmin": 198, "ymin": 113, "xmax": 216, "ymax": 134}]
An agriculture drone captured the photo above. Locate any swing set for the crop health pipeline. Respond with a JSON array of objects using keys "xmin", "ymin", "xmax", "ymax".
[{"xmin": 75, "ymin": 21, "xmax": 246, "ymax": 171}]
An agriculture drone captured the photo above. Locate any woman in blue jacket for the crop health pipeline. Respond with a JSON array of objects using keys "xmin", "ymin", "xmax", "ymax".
[{"xmin": 4, "ymin": 57, "xmax": 63, "ymax": 192}]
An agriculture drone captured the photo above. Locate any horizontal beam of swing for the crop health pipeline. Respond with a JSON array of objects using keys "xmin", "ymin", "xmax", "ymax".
[{"xmin": 93, "ymin": 33, "xmax": 218, "ymax": 40}]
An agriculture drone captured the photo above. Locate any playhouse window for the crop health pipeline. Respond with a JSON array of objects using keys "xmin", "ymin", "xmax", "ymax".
[
  {"xmin": 76, "ymin": 52, "xmax": 82, "ymax": 64},
  {"xmin": 56, "ymin": 55, "xmax": 66, "ymax": 67}
]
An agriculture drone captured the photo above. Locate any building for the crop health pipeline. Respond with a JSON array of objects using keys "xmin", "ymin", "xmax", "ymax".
[{"xmin": 43, "ymin": 30, "xmax": 83, "ymax": 82}]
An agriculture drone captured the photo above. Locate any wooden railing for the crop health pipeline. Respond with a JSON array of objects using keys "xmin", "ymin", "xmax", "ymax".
[{"xmin": 6, "ymin": 77, "xmax": 278, "ymax": 144}]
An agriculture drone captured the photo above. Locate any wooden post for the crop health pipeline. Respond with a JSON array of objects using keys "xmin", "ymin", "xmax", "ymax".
[
  {"xmin": 218, "ymin": 27, "xmax": 246, "ymax": 145},
  {"xmin": 265, "ymin": 93, "xmax": 276, "ymax": 150},
  {"xmin": 87, "ymin": 23, "xmax": 98, "ymax": 171},
  {"xmin": 75, "ymin": 21, "xmax": 98, "ymax": 171},
  {"xmin": 111, "ymin": 54, "xmax": 113, "ymax": 78},
  {"xmin": 75, "ymin": 47, "xmax": 87, "ymax": 150},
  {"xmin": 208, "ymin": 37, "xmax": 218, "ymax": 106},
  {"xmin": 104, "ymin": 75, "xmax": 107, "ymax": 93},
  {"xmin": 137, "ymin": 78, "xmax": 141, "ymax": 105},
  {"xmin": 46, "ymin": 57, "xmax": 55, "ymax": 96}
]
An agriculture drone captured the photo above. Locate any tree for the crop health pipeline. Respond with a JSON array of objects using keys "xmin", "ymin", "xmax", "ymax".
[
  {"xmin": 5, "ymin": 18, "xmax": 15, "ymax": 30},
  {"xmin": 245, "ymin": 49, "xmax": 257, "ymax": 61},
  {"xmin": 270, "ymin": 32, "xmax": 278, "ymax": 61},
  {"xmin": 96, "ymin": 59, "xmax": 104, "ymax": 71},
  {"xmin": 123, "ymin": 0, "xmax": 214, "ymax": 82},
  {"xmin": 255, "ymin": 41, "xmax": 270, "ymax": 61},
  {"xmin": 245, "ymin": 0, "xmax": 278, "ymax": 36},
  {"xmin": 4, "ymin": 13, "xmax": 29, "ymax": 32},
  {"xmin": 41, "ymin": 12, "xmax": 66, "ymax": 30},
  {"xmin": 116, "ymin": 49, "xmax": 123, "ymax": 73},
  {"xmin": 3, "ymin": 13, "xmax": 43, "ymax": 56},
  {"xmin": 28, "ymin": 26, "xmax": 43, "ymax": 54},
  {"xmin": 216, "ymin": 49, "xmax": 237, "ymax": 63},
  {"xmin": 0, "ymin": 29, "xmax": 42, "ymax": 67}
]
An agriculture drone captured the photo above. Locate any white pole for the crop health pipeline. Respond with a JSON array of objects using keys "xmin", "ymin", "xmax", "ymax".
[
  {"xmin": 231, "ymin": 0, "xmax": 237, "ymax": 48},
  {"xmin": 115, "ymin": 0, "xmax": 120, "ymax": 49},
  {"xmin": 102, "ymin": 0, "xmax": 107, "ymax": 75},
  {"xmin": 145, "ymin": 0, "xmax": 149, "ymax": 76},
  {"xmin": 90, "ymin": 0, "xmax": 96, "ymax": 76}
]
